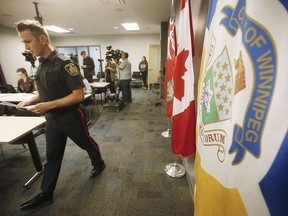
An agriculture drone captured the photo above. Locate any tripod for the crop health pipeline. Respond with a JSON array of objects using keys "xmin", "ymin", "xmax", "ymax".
[
  {"xmin": 97, "ymin": 59, "xmax": 106, "ymax": 82},
  {"xmin": 29, "ymin": 65, "xmax": 37, "ymax": 80}
]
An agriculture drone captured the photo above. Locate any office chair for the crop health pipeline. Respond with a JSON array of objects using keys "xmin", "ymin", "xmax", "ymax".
[{"xmin": 130, "ymin": 71, "xmax": 142, "ymax": 88}]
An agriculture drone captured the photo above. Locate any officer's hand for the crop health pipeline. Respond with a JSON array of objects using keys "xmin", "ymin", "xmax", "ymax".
[
  {"xmin": 18, "ymin": 101, "xmax": 30, "ymax": 107},
  {"xmin": 27, "ymin": 102, "xmax": 49, "ymax": 115},
  {"xmin": 17, "ymin": 101, "xmax": 31, "ymax": 111}
]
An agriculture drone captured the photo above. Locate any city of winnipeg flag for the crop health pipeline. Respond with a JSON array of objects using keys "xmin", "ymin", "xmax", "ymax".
[
  {"xmin": 171, "ymin": 0, "xmax": 196, "ymax": 157},
  {"xmin": 194, "ymin": 0, "xmax": 288, "ymax": 215}
]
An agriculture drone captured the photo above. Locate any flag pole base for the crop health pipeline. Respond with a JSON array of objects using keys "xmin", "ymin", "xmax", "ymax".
[
  {"xmin": 161, "ymin": 129, "xmax": 171, "ymax": 138},
  {"xmin": 165, "ymin": 162, "xmax": 186, "ymax": 178}
]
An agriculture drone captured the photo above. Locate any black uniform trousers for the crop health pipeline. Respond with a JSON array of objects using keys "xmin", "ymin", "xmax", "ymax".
[{"xmin": 41, "ymin": 107, "xmax": 102, "ymax": 193}]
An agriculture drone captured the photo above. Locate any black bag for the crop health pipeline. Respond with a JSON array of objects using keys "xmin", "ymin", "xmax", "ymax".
[{"xmin": 0, "ymin": 84, "xmax": 16, "ymax": 93}]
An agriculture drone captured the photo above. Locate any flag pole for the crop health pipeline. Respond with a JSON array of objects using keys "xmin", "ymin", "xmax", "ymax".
[
  {"xmin": 163, "ymin": 119, "xmax": 186, "ymax": 178},
  {"xmin": 165, "ymin": 162, "xmax": 186, "ymax": 178},
  {"xmin": 161, "ymin": 117, "xmax": 172, "ymax": 138}
]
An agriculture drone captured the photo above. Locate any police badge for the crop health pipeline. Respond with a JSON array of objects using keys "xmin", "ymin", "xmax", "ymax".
[{"xmin": 64, "ymin": 63, "xmax": 79, "ymax": 76}]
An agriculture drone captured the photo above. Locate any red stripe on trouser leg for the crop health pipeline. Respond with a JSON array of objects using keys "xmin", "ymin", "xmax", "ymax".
[{"xmin": 76, "ymin": 107, "xmax": 100, "ymax": 152}]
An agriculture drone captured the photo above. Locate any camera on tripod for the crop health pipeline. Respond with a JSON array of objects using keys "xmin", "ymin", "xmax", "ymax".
[
  {"xmin": 68, "ymin": 53, "xmax": 78, "ymax": 64},
  {"xmin": 105, "ymin": 46, "xmax": 123, "ymax": 63},
  {"xmin": 22, "ymin": 51, "xmax": 37, "ymax": 68},
  {"xmin": 68, "ymin": 53, "xmax": 80, "ymax": 70}
]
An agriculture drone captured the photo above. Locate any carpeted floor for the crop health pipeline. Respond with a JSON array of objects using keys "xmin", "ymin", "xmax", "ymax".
[{"xmin": 0, "ymin": 87, "xmax": 194, "ymax": 216}]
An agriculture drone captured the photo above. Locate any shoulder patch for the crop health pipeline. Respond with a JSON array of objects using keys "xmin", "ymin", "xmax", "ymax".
[{"xmin": 64, "ymin": 63, "xmax": 79, "ymax": 76}]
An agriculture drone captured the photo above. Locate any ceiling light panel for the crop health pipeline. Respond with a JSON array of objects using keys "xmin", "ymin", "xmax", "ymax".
[
  {"xmin": 44, "ymin": 25, "xmax": 70, "ymax": 33},
  {"xmin": 121, "ymin": 23, "xmax": 140, "ymax": 31}
]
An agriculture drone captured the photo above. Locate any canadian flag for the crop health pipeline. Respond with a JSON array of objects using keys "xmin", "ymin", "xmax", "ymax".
[
  {"xmin": 171, "ymin": 0, "xmax": 196, "ymax": 157},
  {"xmin": 165, "ymin": 0, "xmax": 177, "ymax": 118}
]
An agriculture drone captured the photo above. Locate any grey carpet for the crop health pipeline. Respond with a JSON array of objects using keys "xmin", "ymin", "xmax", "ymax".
[{"xmin": 0, "ymin": 87, "xmax": 194, "ymax": 216}]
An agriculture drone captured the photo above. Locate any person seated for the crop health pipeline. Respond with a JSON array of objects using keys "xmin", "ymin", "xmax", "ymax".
[{"xmin": 16, "ymin": 68, "xmax": 35, "ymax": 93}]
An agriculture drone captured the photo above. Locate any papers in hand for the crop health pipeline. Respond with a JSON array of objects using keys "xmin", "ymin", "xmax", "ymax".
[{"xmin": 0, "ymin": 101, "xmax": 35, "ymax": 110}]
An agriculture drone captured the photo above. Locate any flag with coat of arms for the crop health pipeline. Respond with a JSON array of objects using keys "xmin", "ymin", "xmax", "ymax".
[
  {"xmin": 171, "ymin": 0, "xmax": 196, "ymax": 157},
  {"xmin": 194, "ymin": 0, "xmax": 288, "ymax": 215}
]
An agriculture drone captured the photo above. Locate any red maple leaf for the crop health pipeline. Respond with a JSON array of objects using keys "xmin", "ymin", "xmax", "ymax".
[{"xmin": 174, "ymin": 49, "xmax": 189, "ymax": 100}]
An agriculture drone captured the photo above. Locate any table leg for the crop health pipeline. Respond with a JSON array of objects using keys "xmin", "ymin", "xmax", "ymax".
[{"xmin": 23, "ymin": 132, "xmax": 43, "ymax": 188}]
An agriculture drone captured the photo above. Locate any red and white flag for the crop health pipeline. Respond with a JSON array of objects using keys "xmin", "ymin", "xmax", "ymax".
[
  {"xmin": 165, "ymin": 0, "xmax": 177, "ymax": 118},
  {"xmin": 171, "ymin": 0, "xmax": 196, "ymax": 157}
]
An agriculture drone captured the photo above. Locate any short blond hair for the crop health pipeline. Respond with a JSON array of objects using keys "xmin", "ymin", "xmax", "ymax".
[{"xmin": 15, "ymin": 19, "xmax": 50, "ymax": 42}]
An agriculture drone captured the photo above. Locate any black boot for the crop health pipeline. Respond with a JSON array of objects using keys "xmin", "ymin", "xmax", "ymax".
[
  {"xmin": 89, "ymin": 160, "xmax": 106, "ymax": 178},
  {"xmin": 20, "ymin": 192, "xmax": 53, "ymax": 210}
]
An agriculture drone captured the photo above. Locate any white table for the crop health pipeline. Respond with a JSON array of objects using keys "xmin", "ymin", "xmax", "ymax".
[
  {"xmin": 89, "ymin": 82, "xmax": 110, "ymax": 106},
  {"xmin": 89, "ymin": 82, "xmax": 110, "ymax": 88},
  {"xmin": 0, "ymin": 93, "xmax": 36, "ymax": 102},
  {"xmin": 0, "ymin": 93, "xmax": 92, "ymax": 102},
  {"xmin": 0, "ymin": 116, "xmax": 46, "ymax": 188}
]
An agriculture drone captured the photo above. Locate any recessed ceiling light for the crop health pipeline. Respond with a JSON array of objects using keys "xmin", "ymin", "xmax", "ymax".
[
  {"xmin": 121, "ymin": 23, "xmax": 140, "ymax": 31},
  {"xmin": 44, "ymin": 25, "xmax": 70, "ymax": 33},
  {"xmin": 113, "ymin": 26, "xmax": 119, "ymax": 29},
  {"xmin": 68, "ymin": 28, "xmax": 74, "ymax": 31}
]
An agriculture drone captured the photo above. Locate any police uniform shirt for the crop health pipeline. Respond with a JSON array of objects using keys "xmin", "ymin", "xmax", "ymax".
[{"xmin": 36, "ymin": 50, "xmax": 84, "ymax": 113}]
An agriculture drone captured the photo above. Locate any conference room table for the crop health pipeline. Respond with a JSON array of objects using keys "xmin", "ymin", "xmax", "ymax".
[
  {"xmin": 0, "ymin": 92, "xmax": 92, "ymax": 103},
  {"xmin": 0, "ymin": 92, "xmax": 36, "ymax": 103},
  {"xmin": 0, "ymin": 116, "xmax": 46, "ymax": 188},
  {"xmin": 0, "ymin": 93, "xmax": 92, "ymax": 187}
]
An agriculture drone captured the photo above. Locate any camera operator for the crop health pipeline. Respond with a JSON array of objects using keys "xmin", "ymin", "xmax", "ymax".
[
  {"xmin": 117, "ymin": 52, "xmax": 132, "ymax": 103},
  {"xmin": 80, "ymin": 51, "xmax": 95, "ymax": 83},
  {"xmin": 105, "ymin": 56, "xmax": 117, "ymax": 93}
]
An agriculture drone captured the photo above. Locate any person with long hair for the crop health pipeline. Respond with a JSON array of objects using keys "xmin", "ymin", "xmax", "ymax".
[
  {"xmin": 16, "ymin": 68, "xmax": 35, "ymax": 93},
  {"xmin": 138, "ymin": 56, "xmax": 148, "ymax": 90}
]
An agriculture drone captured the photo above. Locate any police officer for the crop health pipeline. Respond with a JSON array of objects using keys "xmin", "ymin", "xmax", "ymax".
[{"xmin": 15, "ymin": 19, "xmax": 105, "ymax": 210}]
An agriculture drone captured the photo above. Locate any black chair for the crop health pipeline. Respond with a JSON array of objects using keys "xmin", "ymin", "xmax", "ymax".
[
  {"xmin": 132, "ymin": 71, "xmax": 141, "ymax": 79},
  {"xmin": 131, "ymin": 71, "xmax": 142, "ymax": 88}
]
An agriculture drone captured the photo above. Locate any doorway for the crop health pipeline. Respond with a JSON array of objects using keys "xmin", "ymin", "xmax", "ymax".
[{"xmin": 148, "ymin": 44, "xmax": 161, "ymax": 89}]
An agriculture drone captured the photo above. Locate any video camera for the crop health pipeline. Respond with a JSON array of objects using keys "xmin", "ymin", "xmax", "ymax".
[
  {"xmin": 22, "ymin": 51, "xmax": 37, "ymax": 68},
  {"xmin": 68, "ymin": 53, "xmax": 80, "ymax": 69},
  {"xmin": 105, "ymin": 46, "xmax": 123, "ymax": 63},
  {"xmin": 68, "ymin": 53, "xmax": 78, "ymax": 64}
]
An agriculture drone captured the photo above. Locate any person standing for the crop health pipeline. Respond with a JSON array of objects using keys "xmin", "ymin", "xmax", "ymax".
[
  {"xmin": 105, "ymin": 56, "xmax": 117, "ymax": 93},
  {"xmin": 118, "ymin": 52, "xmax": 132, "ymax": 103},
  {"xmin": 16, "ymin": 67, "xmax": 35, "ymax": 93},
  {"xmin": 138, "ymin": 56, "xmax": 148, "ymax": 90},
  {"xmin": 80, "ymin": 51, "xmax": 95, "ymax": 83},
  {"xmin": 15, "ymin": 19, "xmax": 105, "ymax": 210}
]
